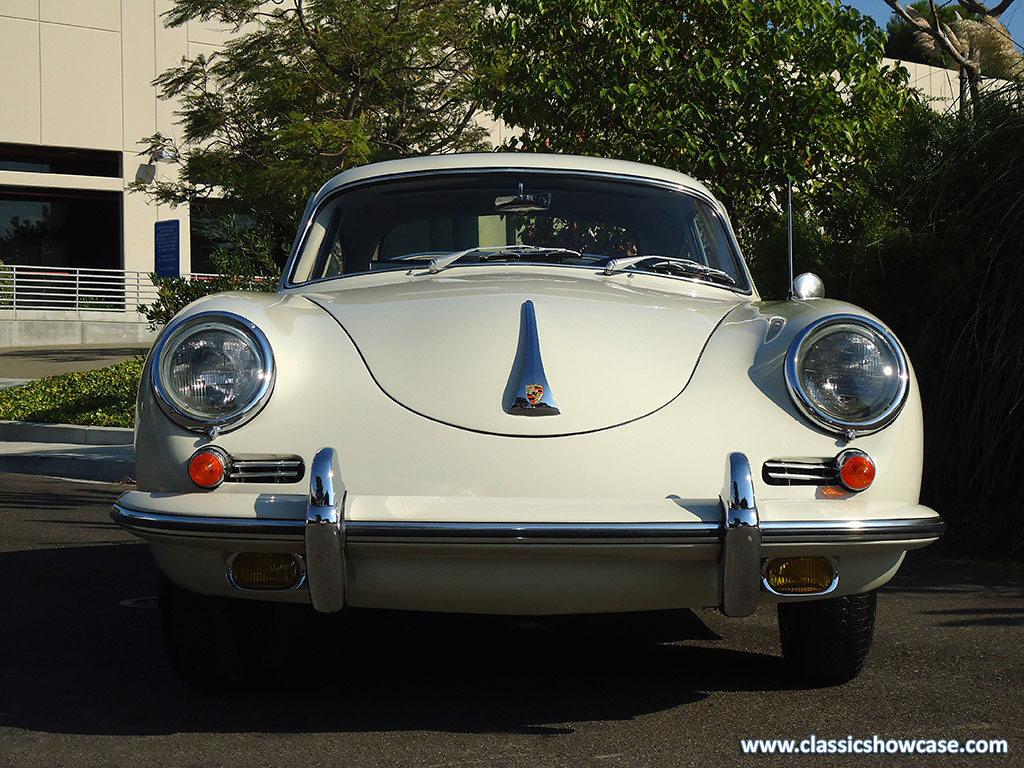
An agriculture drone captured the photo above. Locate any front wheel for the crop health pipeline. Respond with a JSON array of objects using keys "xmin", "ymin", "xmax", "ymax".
[
  {"xmin": 777, "ymin": 591, "xmax": 877, "ymax": 685},
  {"xmin": 158, "ymin": 574, "xmax": 271, "ymax": 688}
]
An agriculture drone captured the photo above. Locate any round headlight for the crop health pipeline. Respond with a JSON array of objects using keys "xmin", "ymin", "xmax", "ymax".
[
  {"xmin": 785, "ymin": 315, "xmax": 909, "ymax": 435},
  {"xmin": 152, "ymin": 311, "xmax": 274, "ymax": 432}
]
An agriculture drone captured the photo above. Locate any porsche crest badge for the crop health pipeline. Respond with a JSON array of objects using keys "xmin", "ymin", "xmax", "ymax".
[{"xmin": 525, "ymin": 384, "xmax": 544, "ymax": 405}]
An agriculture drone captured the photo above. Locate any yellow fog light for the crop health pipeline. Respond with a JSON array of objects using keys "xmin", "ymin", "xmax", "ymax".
[
  {"xmin": 763, "ymin": 556, "xmax": 837, "ymax": 595},
  {"xmin": 227, "ymin": 552, "xmax": 305, "ymax": 591}
]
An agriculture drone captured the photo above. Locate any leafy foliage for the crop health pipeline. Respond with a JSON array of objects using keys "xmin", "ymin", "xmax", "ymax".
[
  {"xmin": 753, "ymin": 89, "xmax": 1024, "ymax": 557},
  {"xmin": 884, "ymin": 1, "xmax": 980, "ymax": 67},
  {"xmin": 0, "ymin": 359, "xmax": 144, "ymax": 428},
  {"xmin": 472, "ymin": 0, "xmax": 909, "ymax": 244},
  {"xmin": 889, "ymin": 91, "xmax": 1024, "ymax": 558},
  {"xmin": 883, "ymin": 0, "xmax": 1023, "ymax": 107},
  {"xmin": 131, "ymin": 0, "xmax": 489, "ymax": 265}
]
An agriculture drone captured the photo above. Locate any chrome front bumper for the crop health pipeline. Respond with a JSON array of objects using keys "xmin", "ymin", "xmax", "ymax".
[{"xmin": 110, "ymin": 448, "xmax": 945, "ymax": 615}]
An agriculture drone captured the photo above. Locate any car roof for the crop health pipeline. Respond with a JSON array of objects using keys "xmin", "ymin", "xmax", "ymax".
[{"xmin": 311, "ymin": 153, "xmax": 716, "ymax": 204}]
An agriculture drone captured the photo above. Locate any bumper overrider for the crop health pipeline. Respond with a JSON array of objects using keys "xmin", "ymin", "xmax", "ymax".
[{"xmin": 110, "ymin": 449, "xmax": 945, "ymax": 616}]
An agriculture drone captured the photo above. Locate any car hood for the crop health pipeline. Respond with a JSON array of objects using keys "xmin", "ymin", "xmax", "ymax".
[{"xmin": 303, "ymin": 271, "xmax": 742, "ymax": 436}]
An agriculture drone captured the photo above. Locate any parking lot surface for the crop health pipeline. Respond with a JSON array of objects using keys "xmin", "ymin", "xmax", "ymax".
[{"xmin": 0, "ymin": 472, "xmax": 1020, "ymax": 767}]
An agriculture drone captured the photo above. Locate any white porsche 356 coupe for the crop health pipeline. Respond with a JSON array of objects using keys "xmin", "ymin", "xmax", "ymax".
[{"xmin": 112, "ymin": 154, "xmax": 944, "ymax": 686}]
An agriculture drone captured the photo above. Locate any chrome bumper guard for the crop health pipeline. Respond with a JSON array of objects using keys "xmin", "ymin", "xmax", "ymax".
[
  {"xmin": 304, "ymin": 447, "xmax": 346, "ymax": 613},
  {"xmin": 719, "ymin": 452, "xmax": 761, "ymax": 618},
  {"xmin": 110, "ymin": 450, "xmax": 945, "ymax": 616}
]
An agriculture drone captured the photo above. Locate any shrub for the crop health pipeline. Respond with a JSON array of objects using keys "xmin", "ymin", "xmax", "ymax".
[
  {"xmin": 750, "ymin": 91, "xmax": 1024, "ymax": 557},
  {"xmin": 0, "ymin": 358, "xmax": 144, "ymax": 428}
]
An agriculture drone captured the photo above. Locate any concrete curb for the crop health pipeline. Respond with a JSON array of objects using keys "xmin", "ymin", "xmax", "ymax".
[
  {"xmin": 0, "ymin": 421, "xmax": 134, "ymax": 482},
  {"xmin": 0, "ymin": 451, "xmax": 134, "ymax": 483},
  {"xmin": 0, "ymin": 420, "xmax": 133, "ymax": 445}
]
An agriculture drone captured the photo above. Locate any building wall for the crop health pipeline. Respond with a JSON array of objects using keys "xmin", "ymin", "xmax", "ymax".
[
  {"xmin": 0, "ymin": 5, "xmax": 991, "ymax": 280},
  {"xmin": 0, "ymin": 0, "xmax": 239, "ymax": 276},
  {"xmin": 883, "ymin": 57, "xmax": 1012, "ymax": 110}
]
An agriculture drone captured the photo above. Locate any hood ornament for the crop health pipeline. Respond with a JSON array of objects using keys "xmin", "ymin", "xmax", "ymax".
[{"xmin": 506, "ymin": 300, "xmax": 560, "ymax": 416}]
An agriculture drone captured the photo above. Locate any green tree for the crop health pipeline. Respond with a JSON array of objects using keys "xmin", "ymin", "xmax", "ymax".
[
  {"xmin": 884, "ymin": 0, "xmax": 1023, "ymax": 105},
  {"xmin": 884, "ymin": 1, "xmax": 980, "ymax": 66},
  {"xmin": 472, "ymin": 0, "xmax": 909, "ymax": 247},
  {"xmin": 132, "ymin": 0, "xmax": 489, "ymax": 266}
]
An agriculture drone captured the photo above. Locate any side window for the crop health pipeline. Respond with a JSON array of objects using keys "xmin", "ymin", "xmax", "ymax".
[
  {"xmin": 694, "ymin": 200, "xmax": 739, "ymax": 276},
  {"xmin": 692, "ymin": 207, "xmax": 716, "ymax": 265},
  {"xmin": 324, "ymin": 238, "xmax": 344, "ymax": 277}
]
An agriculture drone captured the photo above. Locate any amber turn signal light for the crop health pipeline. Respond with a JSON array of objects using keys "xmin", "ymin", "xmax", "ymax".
[
  {"xmin": 838, "ymin": 451, "xmax": 875, "ymax": 491},
  {"xmin": 189, "ymin": 449, "xmax": 226, "ymax": 488}
]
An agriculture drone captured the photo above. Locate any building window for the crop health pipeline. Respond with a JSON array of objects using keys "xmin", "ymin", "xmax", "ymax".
[
  {"xmin": 0, "ymin": 143, "xmax": 121, "ymax": 177},
  {"xmin": 189, "ymin": 200, "xmax": 232, "ymax": 274},
  {"xmin": 0, "ymin": 187, "xmax": 121, "ymax": 270}
]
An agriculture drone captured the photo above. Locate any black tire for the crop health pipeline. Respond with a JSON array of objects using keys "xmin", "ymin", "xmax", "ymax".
[
  {"xmin": 778, "ymin": 591, "xmax": 877, "ymax": 685},
  {"xmin": 158, "ymin": 573, "xmax": 270, "ymax": 688}
]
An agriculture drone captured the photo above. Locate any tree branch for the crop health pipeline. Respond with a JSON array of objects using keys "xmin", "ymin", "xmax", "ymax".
[
  {"xmin": 956, "ymin": 0, "xmax": 1017, "ymax": 18},
  {"xmin": 293, "ymin": 0, "xmax": 350, "ymax": 79}
]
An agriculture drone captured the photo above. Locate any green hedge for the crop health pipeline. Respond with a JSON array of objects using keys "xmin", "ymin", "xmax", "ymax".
[{"xmin": 0, "ymin": 358, "xmax": 144, "ymax": 428}]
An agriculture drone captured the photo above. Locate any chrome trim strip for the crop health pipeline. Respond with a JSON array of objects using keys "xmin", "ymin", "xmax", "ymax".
[
  {"xmin": 225, "ymin": 551, "xmax": 307, "ymax": 592},
  {"xmin": 345, "ymin": 521, "xmax": 721, "ymax": 544},
  {"xmin": 230, "ymin": 460, "xmax": 303, "ymax": 469},
  {"xmin": 761, "ymin": 556, "xmax": 840, "ymax": 597},
  {"xmin": 110, "ymin": 507, "xmax": 944, "ymax": 546},
  {"xmin": 507, "ymin": 300, "xmax": 560, "ymax": 416},
  {"xmin": 110, "ymin": 503, "xmax": 305, "ymax": 538},
  {"xmin": 226, "ymin": 456, "xmax": 305, "ymax": 484},
  {"xmin": 761, "ymin": 517, "xmax": 945, "ymax": 543},
  {"xmin": 719, "ymin": 452, "xmax": 762, "ymax": 617},
  {"xmin": 762, "ymin": 458, "xmax": 839, "ymax": 486},
  {"xmin": 150, "ymin": 310, "xmax": 276, "ymax": 436},
  {"xmin": 304, "ymin": 447, "xmax": 346, "ymax": 613},
  {"xmin": 784, "ymin": 314, "xmax": 910, "ymax": 437}
]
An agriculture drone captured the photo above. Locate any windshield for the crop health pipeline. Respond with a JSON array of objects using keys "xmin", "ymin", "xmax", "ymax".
[{"xmin": 289, "ymin": 171, "xmax": 748, "ymax": 291}]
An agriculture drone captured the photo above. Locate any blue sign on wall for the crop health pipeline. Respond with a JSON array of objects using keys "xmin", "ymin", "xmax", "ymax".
[{"xmin": 154, "ymin": 220, "xmax": 180, "ymax": 278}]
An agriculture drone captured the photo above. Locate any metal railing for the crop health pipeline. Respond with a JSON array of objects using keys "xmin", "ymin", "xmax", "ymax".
[{"xmin": 0, "ymin": 264, "xmax": 221, "ymax": 313}]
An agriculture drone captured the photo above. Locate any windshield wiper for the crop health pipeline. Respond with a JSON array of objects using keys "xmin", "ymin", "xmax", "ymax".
[
  {"xmin": 603, "ymin": 254, "xmax": 736, "ymax": 286},
  {"xmin": 427, "ymin": 245, "xmax": 583, "ymax": 274}
]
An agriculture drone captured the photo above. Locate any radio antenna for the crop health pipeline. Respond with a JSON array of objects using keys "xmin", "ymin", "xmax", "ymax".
[{"xmin": 786, "ymin": 177, "xmax": 794, "ymax": 299}]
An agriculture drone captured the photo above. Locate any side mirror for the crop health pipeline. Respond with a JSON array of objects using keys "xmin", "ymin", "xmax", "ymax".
[{"xmin": 792, "ymin": 272, "xmax": 825, "ymax": 300}]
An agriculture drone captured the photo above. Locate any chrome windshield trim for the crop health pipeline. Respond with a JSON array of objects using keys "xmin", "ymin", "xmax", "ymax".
[
  {"xmin": 110, "ymin": 503, "xmax": 304, "ymax": 539},
  {"xmin": 761, "ymin": 517, "xmax": 945, "ymax": 543},
  {"xmin": 282, "ymin": 167, "xmax": 754, "ymax": 295}
]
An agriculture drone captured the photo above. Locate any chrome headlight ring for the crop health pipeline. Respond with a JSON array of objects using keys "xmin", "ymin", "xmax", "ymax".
[
  {"xmin": 784, "ymin": 314, "xmax": 909, "ymax": 437},
  {"xmin": 151, "ymin": 310, "xmax": 275, "ymax": 435}
]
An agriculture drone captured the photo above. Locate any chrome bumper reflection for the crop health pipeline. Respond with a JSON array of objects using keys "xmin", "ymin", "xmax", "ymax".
[
  {"xmin": 719, "ymin": 452, "xmax": 761, "ymax": 618},
  {"xmin": 305, "ymin": 447, "xmax": 346, "ymax": 613},
  {"xmin": 109, "ymin": 507, "xmax": 946, "ymax": 546}
]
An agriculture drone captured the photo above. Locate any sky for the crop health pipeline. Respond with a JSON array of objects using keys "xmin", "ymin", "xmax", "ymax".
[{"xmin": 844, "ymin": 0, "xmax": 1024, "ymax": 46}]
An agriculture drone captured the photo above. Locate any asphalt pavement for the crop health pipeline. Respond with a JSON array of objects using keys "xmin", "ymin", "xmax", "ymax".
[
  {"xmin": 0, "ymin": 471, "xmax": 1020, "ymax": 767},
  {"xmin": 0, "ymin": 344, "xmax": 150, "ymax": 387}
]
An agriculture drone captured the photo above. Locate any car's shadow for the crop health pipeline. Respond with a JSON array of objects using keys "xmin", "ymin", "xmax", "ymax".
[{"xmin": 0, "ymin": 542, "xmax": 807, "ymax": 737}]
